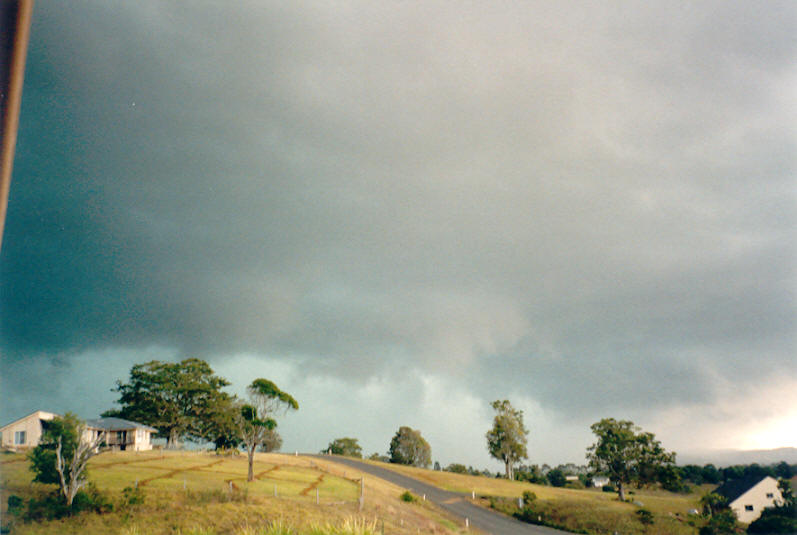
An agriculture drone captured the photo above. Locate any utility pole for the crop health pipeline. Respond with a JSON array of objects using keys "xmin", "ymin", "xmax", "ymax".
[{"xmin": 0, "ymin": 0, "xmax": 34, "ymax": 251}]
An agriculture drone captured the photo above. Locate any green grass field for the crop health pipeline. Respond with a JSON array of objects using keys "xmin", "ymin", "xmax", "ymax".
[
  {"xmin": 0, "ymin": 451, "xmax": 467, "ymax": 535},
  {"xmin": 370, "ymin": 460, "xmax": 706, "ymax": 534}
]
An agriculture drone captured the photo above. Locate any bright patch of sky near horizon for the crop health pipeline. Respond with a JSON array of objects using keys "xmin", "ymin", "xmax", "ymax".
[{"xmin": 0, "ymin": 1, "xmax": 794, "ymax": 468}]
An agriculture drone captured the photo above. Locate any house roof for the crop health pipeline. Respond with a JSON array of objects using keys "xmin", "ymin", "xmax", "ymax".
[
  {"xmin": 714, "ymin": 475, "xmax": 770, "ymax": 503},
  {"xmin": 85, "ymin": 417, "xmax": 157, "ymax": 432},
  {"xmin": 0, "ymin": 410, "xmax": 59, "ymax": 430}
]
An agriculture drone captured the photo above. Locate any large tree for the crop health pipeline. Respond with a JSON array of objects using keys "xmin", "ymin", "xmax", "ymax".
[
  {"xmin": 586, "ymin": 418, "xmax": 676, "ymax": 501},
  {"xmin": 203, "ymin": 392, "xmax": 243, "ymax": 451},
  {"xmin": 103, "ymin": 358, "xmax": 231, "ymax": 447},
  {"xmin": 486, "ymin": 399, "xmax": 529, "ymax": 480},
  {"xmin": 238, "ymin": 378, "xmax": 298, "ymax": 481},
  {"xmin": 388, "ymin": 426, "xmax": 431, "ymax": 468},
  {"xmin": 324, "ymin": 437, "xmax": 362, "ymax": 458}
]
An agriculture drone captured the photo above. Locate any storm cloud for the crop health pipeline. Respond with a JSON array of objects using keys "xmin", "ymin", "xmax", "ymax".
[{"xmin": 1, "ymin": 1, "xmax": 795, "ymax": 465}]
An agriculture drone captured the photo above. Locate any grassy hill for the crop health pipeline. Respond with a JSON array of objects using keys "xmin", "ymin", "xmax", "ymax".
[
  {"xmin": 1, "ymin": 450, "xmax": 466, "ymax": 535},
  {"xmin": 371, "ymin": 461, "xmax": 707, "ymax": 535}
]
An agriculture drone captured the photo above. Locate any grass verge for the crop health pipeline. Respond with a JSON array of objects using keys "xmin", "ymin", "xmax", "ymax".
[{"xmin": 1, "ymin": 451, "xmax": 469, "ymax": 535}]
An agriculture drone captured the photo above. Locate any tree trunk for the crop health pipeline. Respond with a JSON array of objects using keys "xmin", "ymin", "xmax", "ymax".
[
  {"xmin": 618, "ymin": 481, "xmax": 626, "ymax": 501},
  {"xmin": 168, "ymin": 428, "xmax": 180, "ymax": 449},
  {"xmin": 247, "ymin": 444, "xmax": 255, "ymax": 482},
  {"xmin": 505, "ymin": 460, "xmax": 512, "ymax": 480}
]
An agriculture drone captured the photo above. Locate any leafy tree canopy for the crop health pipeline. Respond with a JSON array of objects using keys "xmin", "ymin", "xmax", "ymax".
[
  {"xmin": 239, "ymin": 378, "xmax": 298, "ymax": 481},
  {"xmin": 486, "ymin": 399, "xmax": 528, "ymax": 480},
  {"xmin": 260, "ymin": 428, "xmax": 282, "ymax": 453},
  {"xmin": 586, "ymin": 418, "xmax": 676, "ymax": 501},
  {"xmin": 324, "ymin": 437, "xmax": 362, "ymax": 458},
  {"xmin": 103, "ymin": 358, "xmax": 231, "ymax": 447},
  {"xmin": 388, "ymin": 426, "xmax": 431, "ymax": 468},
  {"xmin": 28, "ymin": 413, "xmax": 81, "ymax": 485},
  {"xmin": 202, "ymin": 392, "xmax": 243, "ymax": 450},
  {"xmin": 547, "ymin": 468, "xmax": 567, "ymax": 487}
]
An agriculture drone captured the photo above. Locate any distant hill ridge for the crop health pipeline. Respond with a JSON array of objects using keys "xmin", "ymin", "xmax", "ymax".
[{"xmin": 678, "ymin": 447, "xmax": 797, "ymax": 466}]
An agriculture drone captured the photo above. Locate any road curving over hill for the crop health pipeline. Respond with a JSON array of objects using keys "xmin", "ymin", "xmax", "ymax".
[{"xmin": 310, "ymin": 455, "xmax": 569, "ymax": 535}]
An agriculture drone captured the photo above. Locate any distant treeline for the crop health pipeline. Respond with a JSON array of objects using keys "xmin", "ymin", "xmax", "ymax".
[
  {"xmin": 677, "ymin": 461, "xmax": 794, "ymax": 485},
  {"xmin": 434, "ymin": 460, "xmax": 796, "ymax": 490}
]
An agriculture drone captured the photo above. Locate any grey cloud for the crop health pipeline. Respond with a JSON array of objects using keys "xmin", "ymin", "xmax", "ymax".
[{"xmin": 1, "ymin": 1, "xmax": 794, "ymax": 435}]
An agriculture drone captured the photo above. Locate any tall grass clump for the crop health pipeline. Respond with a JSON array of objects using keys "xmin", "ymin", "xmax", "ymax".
[
  {"xmin": 306, "ymin": 517, "xmax": 378, "ymax": 535},
  {"xmin": 261, "ymin": 518, "xmax": 296, "ymax": 535}
]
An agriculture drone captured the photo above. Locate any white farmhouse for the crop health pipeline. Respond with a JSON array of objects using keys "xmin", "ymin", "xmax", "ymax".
[
  {"xmin": 0, "ymin": 410, "xmax": 58, "ymax": 450},
  {"xmin": 84, "ymin": 417, "xmax": 156, "ymax": 451},
  {"xmin": 714, "ymin": 475, "xmax": 783, "ymax": 524},
  {"xmin": 1, "ymin": 411, "xmax": 156, "ymax": 452}
]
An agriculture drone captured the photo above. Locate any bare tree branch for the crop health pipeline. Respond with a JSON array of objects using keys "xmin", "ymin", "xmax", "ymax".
[{"xmin": 54, "ymin": 425, "xmax": 103, "ymax": 506}]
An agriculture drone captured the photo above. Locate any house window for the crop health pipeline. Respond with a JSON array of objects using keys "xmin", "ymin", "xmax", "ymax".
[
  {"xmin": 766, "ymin": 493, "xmax": 774, "ymax": 498},
  {"xmin": 745, "ymin": 505, "xmax": 754, "ymax": 511},
  {"xmin": 14, "ymin": 431, "xmax": 26, "ymax": 445}
]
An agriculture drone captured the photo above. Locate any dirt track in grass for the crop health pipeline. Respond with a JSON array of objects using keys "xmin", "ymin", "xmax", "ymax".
[
  {"xmin": 255, "ymin": 465, "xmax": 280, "ymax": 479},
  {"xmin": 138, "ymin": 459, "xmax": 225, "ymax": 486},
  {"xmin": 92, "ymin": 456, "xmax": 167, "ymax": 468},
  {"xmin": 300, "ymin": 473, "xmax": 324, "ymax": 496}
]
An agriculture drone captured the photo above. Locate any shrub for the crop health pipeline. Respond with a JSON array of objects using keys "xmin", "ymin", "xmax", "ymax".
[
  {"xmin": 22, "ymin": 483, "xmax": 112, "ymax": 521},
  {"xmin": 547, "ymin": 469, "xmax": 567, "ymax": 487},
  {"xmin": 522, "ymin": 491, "xmax": 537, "ymax": 504},
  {"xmin": 7, "ymin": 495, "xmax": 24, "ymax": 516},
  {"xmin": 698, "ymin": 509, "xmax": 738, "ymax": 535},
  {"xmin": 71, "ymin": 483, "xmax": 114, "ymax": 514},
  {"xmin": 121, "ymin": 485, "xmax": 146, "ymax": 507},
  {"xmin": 747, "ymin": 501, "xmax": 797, "ymax": 533},
  {"xmin": 399, "ymin": 491, "xmax": 417, "ymax": 503},
  {"xmin": 445, "ymin": 463, "xmax": 468, "ymax": 473},
  {"xmin": 636, "ymin": 508, "xmax": 654, "ymax": 527},
  {"xmin": 601, "ymin": 484, "xmax": 616, "ymax": 493}
]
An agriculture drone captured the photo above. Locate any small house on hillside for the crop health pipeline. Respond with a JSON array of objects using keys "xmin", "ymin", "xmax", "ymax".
[
  {"xmin": 715, "ymin": 475, "xmax": 782, "ymax": 523},
  {"xmin": 85, "ymin": 418, "xmax": 156, "ymax": 451},
  {"xmin": 1, "ymin": 411, "xmax": 156, "ymax": 452},
  {"xmin": 590, "ymin": 476, "xmax": 611, "ymax": 488},
  {"xmin": 0, "ymin": 410, "xmax": 58, "ymax": 450}
]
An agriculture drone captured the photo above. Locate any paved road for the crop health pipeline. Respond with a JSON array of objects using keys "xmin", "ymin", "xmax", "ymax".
[{"xmin": 310, "ymin": 455, "xmax": 568, "ymax": 535}]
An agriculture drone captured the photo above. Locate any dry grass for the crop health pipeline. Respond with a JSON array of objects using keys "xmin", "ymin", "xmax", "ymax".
[
  {"xmin": 369, "ymin": 460, "xmax": 704, "ymax": 534},
  {"xmin": 0, "ymin": 451, "xmax": 469, "ymax": 535}
]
